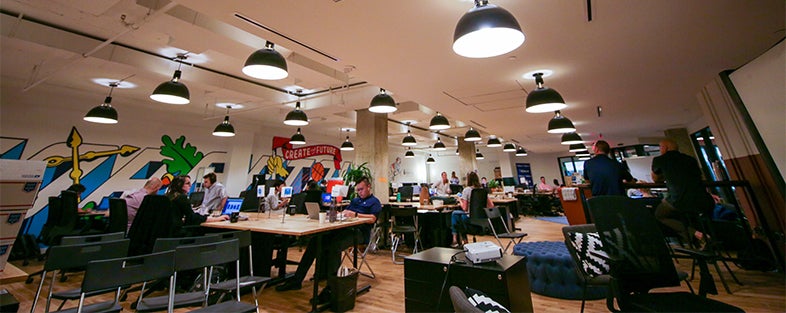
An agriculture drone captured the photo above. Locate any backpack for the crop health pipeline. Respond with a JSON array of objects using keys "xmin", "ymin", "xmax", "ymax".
[{"xmin": 735, "ymin": 238, "xmax": 776, "ymax": 271}]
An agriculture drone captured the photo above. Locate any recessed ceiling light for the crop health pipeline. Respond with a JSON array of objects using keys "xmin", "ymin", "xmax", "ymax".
[
  {"xmin": 215, "ymin": 102, "xmax": 244, "ymax": 109},
  {"xmin": 91, "ymin": 78, "xmax": 136, "ymax": 89},
  {"xmin": 341, "ymin": 127, "xmax": 356, "ymax": 132},
  {"xmin": 522, "ymin": 69, "xmax": 554, "ymax": 79}
]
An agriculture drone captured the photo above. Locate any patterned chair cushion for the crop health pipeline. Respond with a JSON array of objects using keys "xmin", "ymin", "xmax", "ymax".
[
  {"xmin": 463, "ymin": 287, "xmax": 510, "ymax": 313},
  {"xmin": 568, "ymin": 232, "xmax": 610, "ymax": 277}
]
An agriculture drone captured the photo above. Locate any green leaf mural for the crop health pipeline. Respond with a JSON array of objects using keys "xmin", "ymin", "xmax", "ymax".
[{"xmin": 160, "ymin": 135, "xmax": 204, "ymax": 175}]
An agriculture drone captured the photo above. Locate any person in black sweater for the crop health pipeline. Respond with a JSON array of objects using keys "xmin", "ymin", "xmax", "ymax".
[{"xmin": 166, "ymin": 175, "xmax": 227, "ymax": 235}]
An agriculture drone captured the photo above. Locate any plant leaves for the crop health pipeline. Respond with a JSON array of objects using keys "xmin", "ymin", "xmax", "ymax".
[{"xmin": 160, "ymin": 135, "xmax": 204, "ymax": 175}]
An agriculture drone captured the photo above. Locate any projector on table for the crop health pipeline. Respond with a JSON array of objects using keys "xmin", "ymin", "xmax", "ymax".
[{"xmin": 463, "ymin": 241, "xmax": 503, "ymax": 264}]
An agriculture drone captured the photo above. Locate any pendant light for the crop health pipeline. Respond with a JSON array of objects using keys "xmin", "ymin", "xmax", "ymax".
[
  {"xmin": 453, "ymin": 0, "xmax": 525, "ymax": 58},
  {"xmin": 502, "ymin": 143, "xmax": 516, "ymax": 152},
  {"xmin": 212, "ymin": 104, "xmax": 236, "ymax": 137},
  {"xmin": 290, "ymin": 128, "xmax": 306, "ymax": 145},
  {"xmin": 525, "ymin": 72, "xmax": 566, "ymax": 113},
  {"xmin": 429, "ymin": 112, "xmax": 450, "ymax": 130},
  {"xmin": 486, "ymin": 136, "xmax": 502, "ymax": 147},
  {"xmin": 150, "ymin": 54, "xmax": 190, "ymax": 105},
  {"xmin": 242, "ymin": 41, "xmax": 288, "ymax": 80},
  {"xmin": 547, "ymin": 111, "xmax": 576, "ymax": 133},
  {"xmin": 426, "ymin": 154, "xmax": 436, "ymax": 164},
  {"xmin": 515, "ymin": 146, "xmax": 528, "ymax": 156},
  {"xmin": 568, "ymin": 144, "xmax": 587, "ymax": 153},
  {"xmin": 433, "ymin": 136, "xmax": 447, "ymax": 151},
  {"xmin": 284, "ymin": 101, "xmax": 309, "ymax": 126},
  {"xmin": 464, "ymin": 127, "xmax": 481, "ymax": 141},
  {"xmin": 84, "ymin": 82, "xmax": 119, "ymax": 124},
  {"xmin": 405, "ymin": 148, "xmax": 415, "ymax": 158},
  {"xmin": 475, "ymin": 149, "xmax": 485, "ymax": 160},
  {"xmin": 576, "ymin": 151, "xmax": 591, "ymax": 157},
  {"xmin": 402, "ymin": 128, "xmax": 417, "ymax": 146},
  {"xmin": 368, "ymin": 88, "xmax": 397, "ymax": 113},
  {"xmin": 561, "ymin": 132, "xmax": 583, "ymax": 145},
  {"xmin": 340, "ymin": 129, "xmax": 354, "ymax": 151}
]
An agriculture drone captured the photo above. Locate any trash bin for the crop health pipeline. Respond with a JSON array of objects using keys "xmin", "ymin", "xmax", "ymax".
[{"xmin": 328, "ymin": 269, "xmax": 358, "ymax": 312}]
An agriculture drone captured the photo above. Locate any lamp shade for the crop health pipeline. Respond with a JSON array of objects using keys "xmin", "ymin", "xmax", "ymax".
[
  {"xmin": 340, "ymin": 136, "xmax": 354, "ymax": 151},
  {"xmin": 502, "ymin": 143, "xmax": 516, "ymax": 152},
  {"xmin": 515, "ymin": 147, "xmax": 528, "ymax": 156},
  {"xmin": 486, "ymin": 136, "xmax": 502, "ymax": 147},
  {"xmin": 402, "ymin": 130, "xmax": 417, "ymax": 146},
  {"xmin": 150, "ymin": 70, "xmax": 190, "ymax": 105},
  {"xmin": 547, "ymin": 111, "xmax": 576, "ymax": 133},
  {"xmin": 525, "ymin": 73, "xmax": 566, "ymax": 113},
  {"xmin": 368, "ymin": 88, "xmax": 397, "ymax": 113},
  {"xmin": 426, "ymin": 154, "xmax": 436, "ymax": 163},
  {"xmin": 429, "ymin": 112, "xmax": 450, "ymax": 130},
  {"xmin": 475, "ymin": 149, "xmax": 485, "ymax": 160},
  {"xmin": 561, "ymin": 132, "xmax": 583, "ymax": 145},
  {"xmin": 242, "ymin": 41, "xmax": 288, "ymax": 80},
  {"xmin": 84, "ymin": 96, "xmax": 118, "ymax": 124},
  {"xmin": 405, "ymin": 148, "xmax": 415, "ymax": 158},
  {"xmin": 576, "ymin": 151, "xmax": 591, "ymax": 157},
  {"xmin": 568, "ymin": 144, "xmax": 587, "ymax": 152},
  {"xmin": 464, "ymin": 127, "xmax": 481, "ymax": 141},
  {"xmin": 453, "ymin": 1, "xmax": 525, "ymax": 58},
  {"xmin": 433, "ymin": 137, "xmax": 447, "ymax": 151},
  {"xmin": 212, "ymin": 116, "xmax": 235, "ymax": 137},
  {"xmin": 290, "ymin": 128, "xmax": 306, "ymax": 145},
  {"xmin": 284, "ymin": 102, "xmax": 309, "ymax": 126}
]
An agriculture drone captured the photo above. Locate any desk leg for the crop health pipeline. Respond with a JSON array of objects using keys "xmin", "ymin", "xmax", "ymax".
[
  {"xmin": 251, "ymin": 233, "xmax": 274, "ymax": 277},
  {"xmin": 311, "ymin": 234, "xmax": 322, "ymax": 313}
]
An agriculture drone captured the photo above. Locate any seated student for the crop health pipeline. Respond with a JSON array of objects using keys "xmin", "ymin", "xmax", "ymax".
[
  {"xmin": 264, "ymin": 180, "xmax": 290, "ymax": 214},
  {"xmin": 451, "ymin": 172, "xmax": 494, "ymax": 247},
  {"xmin": 536, "ymin": 176, "xmax": 555, "ymax": 193},
  {"xmin": 432, "ymin": 171, "xmax": 451, "ymax": 196},
  {"xmin": 166, "ymin": 175, "xmax": 227, "ymax": 235},
  {"xmin": 304, "ymin": 180, "xmax": 323, "ymax": 202},
  {"xmin": 276, "ymin": 177, "xmax": 380, "ymax": 301}
]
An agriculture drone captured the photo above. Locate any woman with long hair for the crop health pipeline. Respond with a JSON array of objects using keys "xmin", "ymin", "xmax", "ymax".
[
  {"xmin": 167, "ymin": 175, "xmax": 227, "ymax": 234},
  {"xmin": 451, "ymin": 172, "xmax": 494, "ymax": 247}
]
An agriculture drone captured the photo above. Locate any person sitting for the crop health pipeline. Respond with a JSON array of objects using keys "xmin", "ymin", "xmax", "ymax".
[
  {"xmin": 451, "ymin": 172, "xmax": 494, "ymax": 248},
  {"xmin": 124, "ymin": 177, "xmax": 162, "ymax": 231},
  {"xmin": 536, "ymin": 176, "xmax": 555, "ymax": 193},
  {"xmin": 198, "ymin": 172, "xmax": 228, "ymax": 216},
  {"xmin": 264, "ymin": 180, "xmax": 290, "ymax": 215},
  {"xmin": 449, "ymin": 171, "xmax": 460, "ymax": 185},
  {"xmin": 166, "ymin": 175, "xmax": 227, "ymax": 236},
  {"xmin": 432, "ymin": 171, "xmax": 451, "ymax": 196}
]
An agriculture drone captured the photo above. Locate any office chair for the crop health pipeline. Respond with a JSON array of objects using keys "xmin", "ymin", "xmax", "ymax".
[
  {"xmin": 212, "ymin": 230, "xmax": 273, "ymax": 311},
  {"xmin": 562, "ymin": 224, "xmax": 612, "ymax": 313},
  {"xmin": 185, "ymin": 239, "xmax": 258, "ymax": 313},
  {"xmin": 456, "ymin": 188, "xmax": 490, "ymax": 244},
  {"xmin": 106, "ymin": 198, "xmax": 128, "ymax": 235},
  {"xmin": 290, "ymin": 192, "xmax": 307, "ymax": 215},
  {"xmin": 484, "ymin": 207, "xmax": 527, "ymax": 254},
  {"xmin": 30, "ymin": 239, "xmax": 130, "ymax": 312},
  {"xmin": 587, "ymin": 196, "xmax": 743, "ymax": 312},
  {"xmin": 398, "ymin": 186, "xmax": 414, "ymax": 202},
  {"xmin": 128, "ymin": 195, "xmax": 176, "ymax": 256},
  {"xmin": 25, "ymin": 193, "xmax": 85, "ymax": 284},
  {"xmin": 341, "ymin": 216, "xmax": 384, "ymax": 279},
  {"xmin": 390, "ymin": 207, "xmax": 421, "ymax": 264}
]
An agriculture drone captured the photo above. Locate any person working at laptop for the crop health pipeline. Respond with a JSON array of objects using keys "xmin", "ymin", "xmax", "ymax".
[
  {"xmin": 167, "ymin": 175, "xmax": 228, "ymax": 236},
  {"xmin": 124, "ymin": 177, "xmax": 162, "ymax": 231},
  {"xmin": 276, "ymin": 177, "xmax": 380, "ymax": 305},
  {"xmin": 264, "ymin": 180, "xmax": 290, "ymax": 214},
  {"xmin": 198, "ymin": 172, "xmax": 228, "ymax": 216}
]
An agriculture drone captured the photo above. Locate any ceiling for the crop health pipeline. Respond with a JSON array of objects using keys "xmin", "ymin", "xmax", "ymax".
[{"xmin": 1, "ymin": 0, "xmax": 783, "ymax": 153}]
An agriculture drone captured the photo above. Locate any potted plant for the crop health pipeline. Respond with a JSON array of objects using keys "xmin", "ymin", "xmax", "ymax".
[
  {"xmin": 487, "ymin": 179, "xmax": 503, "ymax": 193},
  {"xmin": 342, "ymin": 162, "xmax": 373, "ymax": 199}
]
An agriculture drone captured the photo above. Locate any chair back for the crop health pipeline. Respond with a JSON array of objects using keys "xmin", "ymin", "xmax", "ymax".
[
  {"xmin": 44, "ymin": 239, "xmax": 130, "ymax": 272},
  {"xmin": 189, "ymin": 191, "xmax": 205, "ymax": 207},
  {"xmin": 562, "ymin": 224, "xmax": 607, "ymax": 281},
  {"xmin": 61, "ymin": 231, "xmax": 125, "ymax": 245},
  {"xmin": 587, "ymin": 196, "xmax": 681, "ymax": 293},
  {"xmin": 39, "ymin": 197, "xmax": 62, "ymax": 244},
  {"xmin": 390, "ymin": 207, "xmax": 418, "ymax": 231},
  {"xmin": 58, "ymin": 190, "xmax": 80, "ymax": 228},
  {"xmin": 152, "ymin": 234, "xmax": 221, "ymax": 253},
  {"xmin": 174, "ymin": 239, "xmax": 239, "ymax": 272},
  {"xmin": 128, "ymin": 195, "xmax": 175, "ymax": 256},
  {"xmin": 468, "ymin": 188, "xmax": 489, "ymax": 218},
  {"xmin": 449, "ymin": 286, "xmax": 483, "ymax": 313},
  {"xmin": 291, "ymin": 192, "xmax": 307, "ymax": 214},
  {"xmin": 106, "ymin": 198, "xmax": 128, "ymax": 235},
  {"xmin": 398, "ymin": 186, "xmax": 414, "ymax": 202},
  {"xmin": 81, "ymin": 250, "xmax": 175, "ymax": 294},
  {"xmin": 483, "ymin": 206, "xmax": 511, "ymax": 234},
  {"xmin": 240, "ymin": 188, "xmax": 260, "ymax": 212}
]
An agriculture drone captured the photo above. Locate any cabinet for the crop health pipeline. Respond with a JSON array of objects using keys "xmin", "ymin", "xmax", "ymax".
[{"xmin": 404, "ymin": 247, "xmax": 533, "ymax": 312}]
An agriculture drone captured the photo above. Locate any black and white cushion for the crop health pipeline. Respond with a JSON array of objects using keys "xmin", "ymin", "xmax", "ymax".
[
  {"xmin": 568, "ymin": 232, "xmax": 610, "ymax": 277},
  {"xmin": 463, "ymin": 287, "xmax": 510, "ymax": 313}
]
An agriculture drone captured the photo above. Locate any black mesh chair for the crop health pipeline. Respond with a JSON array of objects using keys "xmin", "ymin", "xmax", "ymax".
[
  {"xmin": 390, "ymin": 207, "xmax": 421, "ymax": 264},
  {"xmin": 484, "ymin": 206, "xmax": 526, "ymax": 254},
  {"xmin": 25, "ymin": 193, "xmax": 85, "ymax": 284},
  {"xmin": 398, "ymin": 186, "xmax": 414, "ymax": 202},
  {"xmin": 587, "ymin": 196, "xmax": 743, "ymax": 312},
  {"xmin": 457, "ymin": 188, "xmax": 490, "ymax": 244},
  {"xmin": 106, "ymin": 198, "xmax": 128, "ymax": 235}
]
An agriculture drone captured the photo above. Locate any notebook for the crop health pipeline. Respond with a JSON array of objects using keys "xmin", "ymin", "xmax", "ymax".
[
  {"xmin": 221, "ymin": 197, "xmax": 244, "ymax": 215},
  {"xmin": 305, "ymin": 202, "xmax": 321, "ymax": 220}
]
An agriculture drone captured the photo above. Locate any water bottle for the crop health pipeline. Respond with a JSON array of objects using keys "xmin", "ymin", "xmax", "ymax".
[
  {"xmin": 396, "ymin": 193, "xmax": 401, "ymax": 202},
  {"xmin": 328, "ymin": 200, "xmax": 337, "ymax": 223}
]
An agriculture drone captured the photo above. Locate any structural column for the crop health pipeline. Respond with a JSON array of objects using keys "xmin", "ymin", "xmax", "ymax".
[
  {"xmin": 355, "ymin": 109, "xmax": 389, "ymax": 202},
  {"xmin": 456, "ymin": 137, "xmax": 477, "ymax": 184}
]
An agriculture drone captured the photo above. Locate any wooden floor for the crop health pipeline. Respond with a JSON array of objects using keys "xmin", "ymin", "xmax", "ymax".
[{"xmin": 7, "ymin": 217, "xmax": 785, "ymax": 312}]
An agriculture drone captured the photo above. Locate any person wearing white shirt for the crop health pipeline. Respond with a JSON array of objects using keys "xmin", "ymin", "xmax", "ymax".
[
  {"xmin": 433, "ymin": 172, "xmax": 451, "ymax": 196},
  {"xmin": 265, "ymin": 180, "xmax": 290, "ymax": 214},
  {"xmin": 200, "ymin": 173, "xmax": 228, "ymax": 215}
]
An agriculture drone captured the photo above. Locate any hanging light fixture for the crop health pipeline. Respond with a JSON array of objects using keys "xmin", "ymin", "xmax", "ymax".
[
  {"xmin": 576, "ymin": 151, "xmax": 591, "ymax": 157},
  {"xmin": 340, "ymin": 129, "xmax": 354, "ymax": 151},
  {"xmin": 515, "ymin": 146, "xmax": 528, "ymax": 156},
  {"xmin": 525, "ymin": 72, "xmax": 567, "ymax": 113},
  {"xmin": 212, "ymin": 104, "xmax": 236, "ymax": 137},
  {"xmin": 242, "ymin": 41, "xmax": 288, "ymax": 80},
  {"xmin": 561, "ymin": 132, "xmax": 583, "ymax": 145},
  {"xmin": 368, "ymin": 88, "xmax": 397, "ymax": 113},
  {"xmin": 547, "ymin": 110, "xmax": 576, "ymax": 133},
  {"xmin": 486, "ymin": 136, "xmax": 502, "ymax": 147},
  {"xmin": 502, "ymin": 143, "xmax": 516, "ymax": 152},
  {"xmin": 402, "ymin": 128, "xmax": 417, "ymax": 146},
  {"xmin": 405, "ymin": 148, "xmax": 415, "ymax": 158},
  {"xmin": 150, "ymin": 54, "xmax": 190, "ymax": 105},
  {"xmin": 426, "ymin": 154, "xmax": 436, "ymax": 164},
  {"xmin": 284, "ymin": 101, "xmax": 309, "ymax": 126},
  {"xmin": 464, "ymin": 127, "xmax": 481, "ymax": 141},
  {"xmin": 290, "ymin": 128, "xmax": 306, "ymax": 145},
  {"xmin": 475, "ymin": 149, "xmax": 485, "ymax": 160},
  {"xmin": 568, "ymin": 144, "xmax": 587, "ymax": 152},
  {"xmin": 433, "ymin": 136, "xmax": 447, "ymax": 151},
  {"xmin": 429, "ymin": 112, "xmax": 450, "ymax": 130},
  {"xmin": 453, "ymin": 0, "xmax": 525, "ymax": 58},
  {"xmin": 84, "ymin": 82, "xmax": 119, "ymax": 124}
]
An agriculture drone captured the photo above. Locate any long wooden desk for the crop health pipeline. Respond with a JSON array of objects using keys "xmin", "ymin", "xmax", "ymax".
[{"xmin": 203, "ymin": 213, "xmax": 372, "ymax": 312}]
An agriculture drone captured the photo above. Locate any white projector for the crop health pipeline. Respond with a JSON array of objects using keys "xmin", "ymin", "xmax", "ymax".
[{"xmin": 463, "ymin": 241, "xmax": 503, "ymax": 264}]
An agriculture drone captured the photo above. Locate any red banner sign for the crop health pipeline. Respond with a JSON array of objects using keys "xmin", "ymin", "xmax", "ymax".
[{"xmin": 272, "ymin": 136, "xmax": 342, "ymax": 169}]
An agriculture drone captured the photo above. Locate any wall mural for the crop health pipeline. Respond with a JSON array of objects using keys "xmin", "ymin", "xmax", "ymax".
[{"xmin": 0, "ymin": 129, "xmax": 347, "ymax": 239}]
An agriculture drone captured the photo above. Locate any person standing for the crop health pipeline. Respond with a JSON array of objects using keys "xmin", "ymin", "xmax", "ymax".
[
  {"xmin": 651, "ymin": 139, "xmax": 713, "ymax": 244},
  {"xmin": 124, "ymin": 177, "xmax": 162, "ymax": 231},
  {"xmin": 433, "ymin": 171, "xmax": 451, "ymax": 196},
  {"xmin": 199, "ymin": 172, "xmax": 228, "ymax": 215},
  {"xmin": 583, "ymin": 140, "xmax": 633, "ymax": 196}
]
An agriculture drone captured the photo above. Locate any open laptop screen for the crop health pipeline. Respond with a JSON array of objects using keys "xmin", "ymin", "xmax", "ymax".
[{"xmin": 221, "ymin": 197, "xmax": 244, "ymax": 215}]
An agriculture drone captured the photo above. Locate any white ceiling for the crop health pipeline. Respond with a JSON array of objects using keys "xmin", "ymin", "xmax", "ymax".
[{"xmin": 1, "ymin": 0, "xmax": 783, "ymax": 153}]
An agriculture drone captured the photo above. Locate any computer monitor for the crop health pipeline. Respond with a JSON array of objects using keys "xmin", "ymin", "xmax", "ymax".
[
  {"xmin": 96, "ymin": 191, "xmax": 123, "ymax": 210},
  {"xmin": 189, "ymin": 191, "xmax": 205, "ymax": 208},
  {"xmin": 411, "ymin": 185, "xmax": 421, "ymax": 196},
  {"xmin": 221, "ymin": 197, "xmax": 244, "ymax": 215},
  {"xmin": 321, "ymin": 192, "xmax": 332, "ymax": 205},
  {"xmin": 281, "ymin": 186, "xmax": 293, "ymax": 198}
]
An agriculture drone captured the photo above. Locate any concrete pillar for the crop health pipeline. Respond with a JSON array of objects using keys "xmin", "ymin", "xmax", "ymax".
[
  {"xmin": 457, "ymin": 137, "xmax": 477, "ymax": 184},
  {"xmin": 664, "ymin": 128, "xmax": 698, "ymax": 159},
  {"xmin": 355, "ymin": 109, "xmax": 389, "ymax": 202}
]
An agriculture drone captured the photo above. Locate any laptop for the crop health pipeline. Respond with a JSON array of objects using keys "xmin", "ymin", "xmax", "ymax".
[
  {"xmin": 221, "ymin": 197, "xmax": 244, "ymax": 215},
  {"xmin": 305, "ymin": 202, "xmax": 321, "ymax": 220}
]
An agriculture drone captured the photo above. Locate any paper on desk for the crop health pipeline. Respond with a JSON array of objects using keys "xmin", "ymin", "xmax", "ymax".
[{"xmin": 561, "ymin": 187, "xmax": 578, "ymax": 201}]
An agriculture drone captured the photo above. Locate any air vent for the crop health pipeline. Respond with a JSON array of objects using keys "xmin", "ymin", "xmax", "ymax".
[{"xmin": 234, "ymin": 13, "xmax": 339, "ymax": 62}]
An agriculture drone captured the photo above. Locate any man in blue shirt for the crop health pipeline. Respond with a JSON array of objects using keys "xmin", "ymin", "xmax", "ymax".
[{"xmin": 583, "ymin": 140, "xmax": 633, "ymax": 196}]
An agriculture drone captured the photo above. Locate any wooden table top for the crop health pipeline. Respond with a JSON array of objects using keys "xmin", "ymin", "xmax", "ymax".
[
  {"xmin": 491, "ymin": 198, "xmax": 517, "ymax": 203},
  {"xmin": 388, "ymin": 202, "xmax": 460, "ymax": 211},
  {"xmin": 201, "ymin": 212, "xmax": 371, "ymax": 236}
]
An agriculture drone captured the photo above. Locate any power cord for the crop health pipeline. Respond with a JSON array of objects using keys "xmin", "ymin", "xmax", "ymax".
[{"xmin": 436, "ymin": 250, "xmax": 467, "ymax": 310}]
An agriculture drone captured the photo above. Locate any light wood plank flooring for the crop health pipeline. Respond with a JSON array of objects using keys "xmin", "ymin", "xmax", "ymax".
[{"xmin": 7, "ymin": 217, "xmax": 785, "ymax": 312}]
